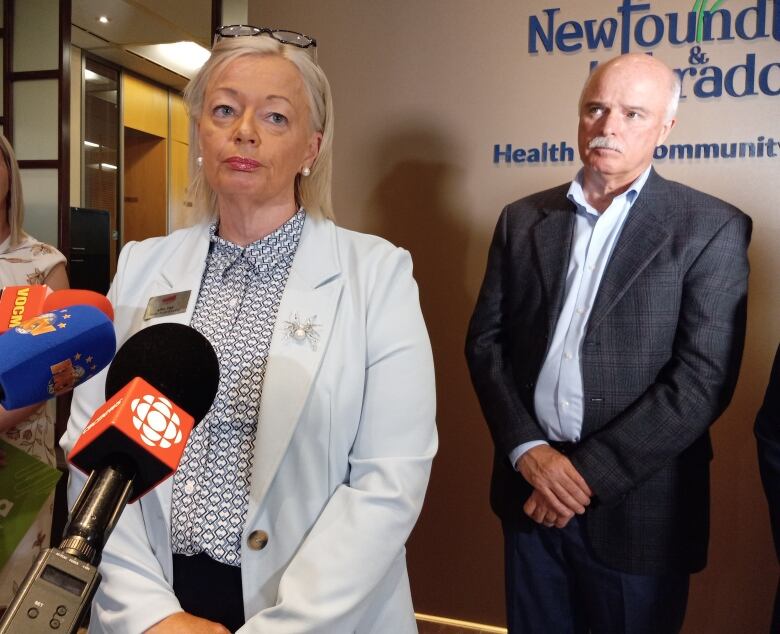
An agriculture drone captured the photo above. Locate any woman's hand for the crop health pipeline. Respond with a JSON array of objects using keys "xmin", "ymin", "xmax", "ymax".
[{"xmin": 144, "ymin": 612, "xmax": 231, "ymax": 634}]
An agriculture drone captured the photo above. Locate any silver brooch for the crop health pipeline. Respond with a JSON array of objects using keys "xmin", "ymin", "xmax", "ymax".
[{"xmin": 282, "ymin": 313, "xmax": 321, "ymax": 351}]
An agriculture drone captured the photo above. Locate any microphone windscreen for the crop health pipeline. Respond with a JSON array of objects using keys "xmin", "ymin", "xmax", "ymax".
[
  {"xmin": 0, "ymin": 305, "xmax": 116, "ymax": 409},
  {"xmin": 43, "ymin": 289, "xmax": 114, "ymax": 322},
  {"xmin": 0, "ymin": 285, "xmax": 51, "ymax": 333},
  {"xmin": 105, "ymin": 323, "xmax": 218, "ymax": 424},
  {"xmin": 69, "ymin": 376, "xmax": 196, "ymax": 501}
]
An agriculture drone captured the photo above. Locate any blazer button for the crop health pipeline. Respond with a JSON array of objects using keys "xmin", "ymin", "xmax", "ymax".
[{"xmin": 248, "ymin": 530, "xmax": 269, "ymax": 551}]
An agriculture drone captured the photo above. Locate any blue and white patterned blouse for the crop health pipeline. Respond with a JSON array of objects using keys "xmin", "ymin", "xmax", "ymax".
[{"xmin": 170, "ymin": 210, "xmax": 305, "ymax": 566}]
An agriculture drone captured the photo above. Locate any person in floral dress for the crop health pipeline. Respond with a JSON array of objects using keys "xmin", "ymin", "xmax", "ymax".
[{"xmin": 0, "ymin": 131, "xmax": 68, "ymax": 611}]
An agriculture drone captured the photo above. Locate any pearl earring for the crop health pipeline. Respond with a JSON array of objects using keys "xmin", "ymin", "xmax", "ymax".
[
  {"xmin": 196, "ymin": 156, "xmax": 203, "ymax": 168},
  {"xmin": 301, "ymin": 166, "xmax": 311, "ymax": 177}
]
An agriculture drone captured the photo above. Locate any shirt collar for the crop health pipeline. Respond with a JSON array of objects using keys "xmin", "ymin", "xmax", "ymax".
[
  {"xmin": 207, "ymin": 208, "xmax": 306, "ymax": 277},
  {"xmin": 567, "ymin": 165, "xmax": 652, "ymax": 217}
]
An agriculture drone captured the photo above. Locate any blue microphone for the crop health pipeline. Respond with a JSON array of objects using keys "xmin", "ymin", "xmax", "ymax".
[{"xmin": 0, "ymin": 305, "xmax": 116, "ymax": 410}]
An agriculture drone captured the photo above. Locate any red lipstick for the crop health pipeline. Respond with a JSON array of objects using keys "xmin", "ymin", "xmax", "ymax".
[{"xmin": 225, "ymin": 156, "xmax": 261, "ymax": 170}]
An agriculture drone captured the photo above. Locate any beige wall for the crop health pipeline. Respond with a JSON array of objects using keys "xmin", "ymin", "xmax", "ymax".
[{"xmin": 255, "ymin": 1, "xmax": 778, "ymax": 630}]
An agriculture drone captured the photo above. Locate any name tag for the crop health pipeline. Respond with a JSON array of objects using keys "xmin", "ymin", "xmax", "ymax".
[{"xmin": 143, "ymin": 291, "xmax": 191, "ymax": 321}]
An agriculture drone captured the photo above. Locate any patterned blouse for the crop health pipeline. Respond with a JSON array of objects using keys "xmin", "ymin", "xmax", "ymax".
[
  {"xmin": 0, "ymin": 235, "xmax": 65, "ymax": 287},
  {"xmin": 170, "ymin": 210, "xmax": 305, "ymax": 566},
  {"xmin": 0, "ymin": 233, "xmax": 66, "ymax": 607}
]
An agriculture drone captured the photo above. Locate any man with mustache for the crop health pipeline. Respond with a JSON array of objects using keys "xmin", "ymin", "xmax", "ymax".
[{"xmin": 466, "ymin": 53, "xmax": 751, "ymax": 633}]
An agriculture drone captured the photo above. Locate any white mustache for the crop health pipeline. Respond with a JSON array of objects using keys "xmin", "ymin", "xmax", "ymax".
[{"xmin": 588, "ymin": 137, "xmax": 623, "ymax": 153}]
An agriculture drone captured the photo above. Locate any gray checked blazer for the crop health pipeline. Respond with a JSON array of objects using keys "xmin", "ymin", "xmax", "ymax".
[{"xmin": 466, "ymin": 168, "xmax": 751, "ymax": 575}]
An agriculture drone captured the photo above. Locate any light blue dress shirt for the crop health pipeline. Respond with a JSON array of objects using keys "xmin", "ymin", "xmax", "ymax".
[{"xmin": 509, "ymin": 166, "xmax": 652, "ymax": 468}]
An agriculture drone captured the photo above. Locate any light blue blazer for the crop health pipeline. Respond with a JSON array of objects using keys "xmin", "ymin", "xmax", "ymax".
[{"xmin": 60, "ymin": 213, "xmax": 438, "ymax": 633}]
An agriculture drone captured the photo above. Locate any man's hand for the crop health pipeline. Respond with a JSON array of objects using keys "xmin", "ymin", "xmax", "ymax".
[
  {"xmin": 524, "ymin": 489, "xmax": 574, "ymax": 528},
  {"xmin": 516, "ymin": 444, "xmax": 592, "ymax": 516},
  {"xmin": 145, "ymin": 612, "xmax": 230, "ymax": 634}
]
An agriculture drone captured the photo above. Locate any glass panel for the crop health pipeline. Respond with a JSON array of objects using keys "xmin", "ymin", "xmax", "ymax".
[
  {"xmin": 20, "ymin": 168, "xmax": 59, "ymax": 247},
  {"xmin": 13, "ymin": 80, "xmax": 59, "ymax": 160},
  {"xmin": 83, "ymin": 57, "xmax": 120, "ymax": 273},
  {"xmin": 13, "ymin": 0, "xmax": 59, "ymax": 72}
]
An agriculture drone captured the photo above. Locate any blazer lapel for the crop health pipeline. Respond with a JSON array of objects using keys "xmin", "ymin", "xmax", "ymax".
[
  {"xmin": 532, "ymin": 204, "xmax": 576, "ymax": 337},
  {"xmin": 245, "ymin": 215, "xmax": 344, "ymax": 520},
  {"xmin": 587, "ymin": 171, "xmax": 671, "ymax": 333},
  {"xmin": 125, "ymin": 224, "xmax": 211, "ymax": 338},
  {"xmin": 136, "ymin": 225, "xmax": 211, "ymax": 537}
]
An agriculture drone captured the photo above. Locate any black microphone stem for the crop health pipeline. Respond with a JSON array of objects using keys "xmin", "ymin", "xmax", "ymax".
[{"xmin": 59, "ymin": 463, "xmax": 135, "ymax": 565}]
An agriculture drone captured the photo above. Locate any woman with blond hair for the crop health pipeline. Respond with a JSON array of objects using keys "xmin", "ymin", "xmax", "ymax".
[{"xmin": 62, "ymin": 27, "xmax": 436, "ymax": 633}]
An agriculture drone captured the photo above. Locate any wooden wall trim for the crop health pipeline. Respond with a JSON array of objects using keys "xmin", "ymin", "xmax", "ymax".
[
  {"xmin": 18, "ymin": 159, "xmax": 59, "ymax": 169},
  {"xmin": 3, "ymin": 0, "xmax": 13, "ymax": 143},
  {"xmin": 416, "ymin": 614, "xmax": 507, "ymax": 634},
  {"xmin": 10, "ymin": 69, "xmax": 58, "ymax": 80},
  {"xmin": 211, "ymin": 0, "xmax": 223, "ymax": 35}
]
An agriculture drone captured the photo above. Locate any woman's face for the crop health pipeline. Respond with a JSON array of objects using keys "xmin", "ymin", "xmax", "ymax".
[{"xmin": 198, "ymin": 54, "xmax": 321, "ymax": 211}]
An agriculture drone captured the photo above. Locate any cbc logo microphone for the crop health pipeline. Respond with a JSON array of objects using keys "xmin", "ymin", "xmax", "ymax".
[{"xmin": 130, "ymin": 395, "xmax": 184, "ymax": 449}]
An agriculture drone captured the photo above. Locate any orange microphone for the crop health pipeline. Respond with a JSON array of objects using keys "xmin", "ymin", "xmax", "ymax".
[
  {"xmin": 68, "ymin": 377, "xmax": 195, "ymax": 502},
  {"xmin": 0, "ymin": 285, "xmax": 52, "ymax": 333},
  {"xmin": 43, "ymin": 289, "xmax": 114, "ymax": 322},
  {"xmin": 0, "ymin": 286, "xmax": 113, "ymax": 334}
]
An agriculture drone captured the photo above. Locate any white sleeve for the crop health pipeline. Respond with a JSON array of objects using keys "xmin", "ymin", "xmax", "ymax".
[{"xmin": 60, "ymin": 241, "xmax": 183, "ymax": 634}]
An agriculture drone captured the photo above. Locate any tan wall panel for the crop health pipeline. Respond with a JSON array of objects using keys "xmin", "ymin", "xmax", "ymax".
[
  {"xmin": 13, "ymin": 80, "xmax": 59, "ymax": 160},
  {"xmin": 169, "ymin": 139, "xmax": 194, "ymax": 231},
  {"xmin": 124, "ymin": 130, "xmax": 167, "ymax": 242},
  {"xmin": 123, "ymin": 74, "xmax": 168, "ymax": 139},
  {"xmin": 12, "ymin": 0, "xmax": 58, "ymax": 72},
  {"xmin": 253, "ymin": 1, "xmax": 780, "ymax": 632},
  {"xmin": 170, "ymin": 93, "xmax": 189, "ymax": 145}
]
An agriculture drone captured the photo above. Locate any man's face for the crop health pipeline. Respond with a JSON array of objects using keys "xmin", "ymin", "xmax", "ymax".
[{"xmin": 578, "ymin": 58, "xmax": 676, "ymax": 186}]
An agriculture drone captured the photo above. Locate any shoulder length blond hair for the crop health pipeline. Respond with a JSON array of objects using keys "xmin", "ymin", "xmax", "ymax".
[{"xmin": 184, "ymin": 34, "xmax": 334, "ymax": 221}]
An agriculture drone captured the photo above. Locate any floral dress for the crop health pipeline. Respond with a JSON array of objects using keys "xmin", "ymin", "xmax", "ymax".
[{"xmin": 0, "ymin": 233, "xmax": 66, "ymax": 608}]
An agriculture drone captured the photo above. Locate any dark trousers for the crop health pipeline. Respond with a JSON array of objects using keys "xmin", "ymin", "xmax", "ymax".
[
  {"xmin": 172, "ymin": 552, "xmax": 245, "ymax": 632},
  {"xmin": 503, "ymin": 517, "xmax": 689, "ymax": 634}
]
